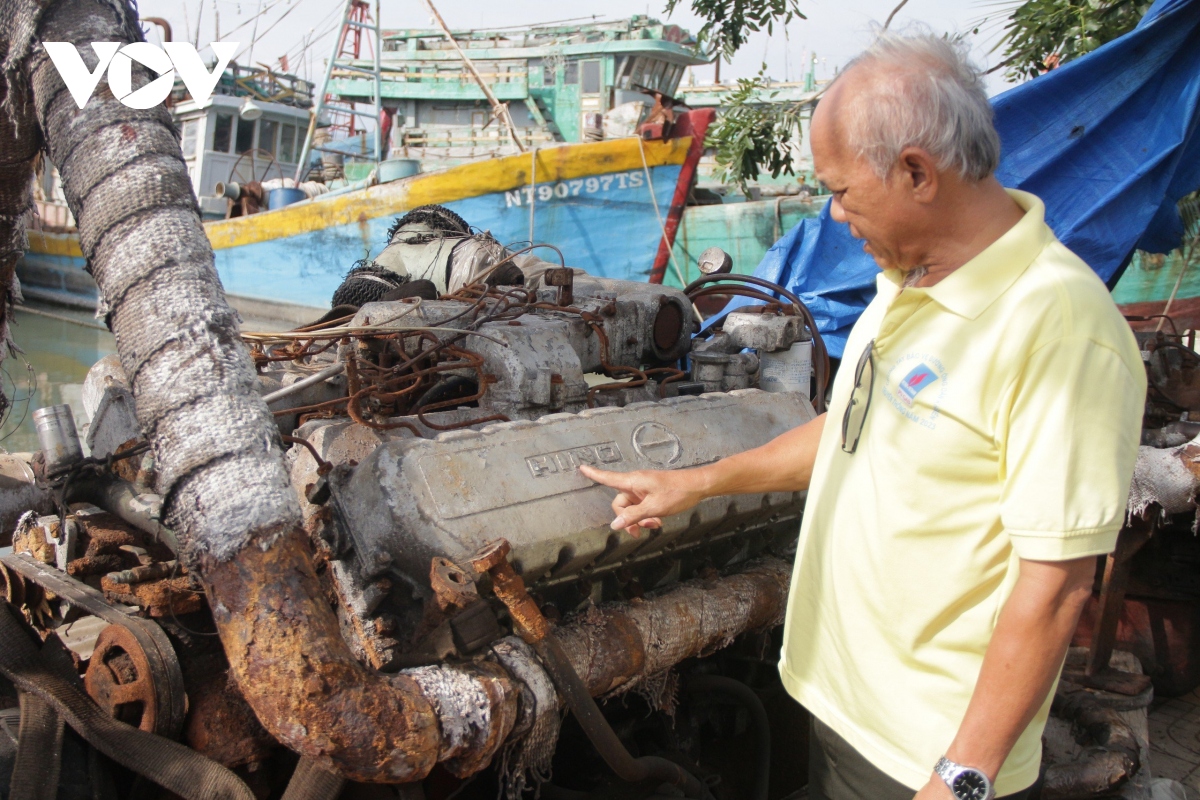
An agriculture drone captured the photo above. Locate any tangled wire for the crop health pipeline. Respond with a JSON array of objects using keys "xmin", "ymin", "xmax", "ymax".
[{"xmin": 246, "ymin": 266, "xmax": 688, "ymax": 438}]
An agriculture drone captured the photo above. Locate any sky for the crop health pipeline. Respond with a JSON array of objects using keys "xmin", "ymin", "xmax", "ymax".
[{"xmin": 133, "ymin": 0, "xmax": 1024, "ymax": 97}]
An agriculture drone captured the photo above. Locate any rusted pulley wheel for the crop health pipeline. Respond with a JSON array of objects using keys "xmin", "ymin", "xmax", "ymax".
[
  {"xmin": 0, "ymin": 560, "xmax": 23, "ymax": 607},
  {"xmin": 85, "ymin": 623, "xmax": 177, "ymax": 735}
]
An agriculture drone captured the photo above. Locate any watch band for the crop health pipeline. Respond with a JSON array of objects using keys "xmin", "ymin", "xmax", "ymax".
[{"xmin": 935, "ymin": 756, "xmax": 995, "ymax": 800}]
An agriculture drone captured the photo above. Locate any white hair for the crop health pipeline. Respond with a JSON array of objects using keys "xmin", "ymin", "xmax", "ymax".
[{"xmin": 837, "ymin": 32, "xmax": 1000, "ymax": 182}]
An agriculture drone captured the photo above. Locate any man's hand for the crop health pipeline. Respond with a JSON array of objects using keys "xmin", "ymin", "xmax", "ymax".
[
  {"xmin": 913, "ymin": 776, "xmax": 953, "ymax": 800},
  {"xmin": 578, "ymin": 465, "xmax": 708, "ymax": 537},
  {"xmin": 579, "ymin": 413, "xmax": 827, "ymax": 537}
]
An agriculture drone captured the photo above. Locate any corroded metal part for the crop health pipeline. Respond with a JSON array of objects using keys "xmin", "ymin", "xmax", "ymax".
[
  {"xmin": 204, "ymin": 530, "xmax": 790, "ymax": 783},
  {"xmin": 203, "ymin": 530, "xmax": 442, "ymax": 782},
  {"xmin": 1041, "ymin": 685, "xmax": 1141, "ymax": 799},
  {"xmin": 101, "ymin": 574, "xmax": 203, "ymax": 618},
  {"xmin": 3, "ymin": 553, "xmax": 188, "ymax": 737},
  {"xmin": 184, "ymin": 658, "xmax": 279, "ymax": 768},
  {"xmin": 470, "ymin": 539, "xmax": 550, "ymax": 644},
  {"xmin": 202, "ymin": 529, "xmax": 520, "ymax": 783},
  {"xmin": 84, "ymin": 624, "xmax": 168, "ymax": 734},
  {"xmin": 331, "ymin": 389, "xmax": 812, "ymax": 659},
  {"xmin": 430, "ymin": 557, "xmax": 478, "ymax": 612},
  {"xmin": 556, "ymin": 558, "xmax": 792, "ymax": 696}
]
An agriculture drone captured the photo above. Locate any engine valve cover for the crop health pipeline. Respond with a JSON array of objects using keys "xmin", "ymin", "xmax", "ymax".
[{"xmin": 331, "ymin": 389, "xmax": 815, "ymax": 595}]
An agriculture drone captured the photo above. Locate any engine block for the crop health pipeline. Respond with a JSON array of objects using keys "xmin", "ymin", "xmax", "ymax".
[{"xmin": 325, "ymin": 390, "xmax": 812, "ymax": 660}]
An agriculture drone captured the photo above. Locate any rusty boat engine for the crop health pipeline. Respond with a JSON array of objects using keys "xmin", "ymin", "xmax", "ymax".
[{"xmin": 0, "ymin": 264, "xmax": 823, "ymax": 800}]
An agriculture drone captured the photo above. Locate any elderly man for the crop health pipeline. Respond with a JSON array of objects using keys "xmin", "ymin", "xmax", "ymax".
[{"xmin": 580, "ymin": 33, "xmax": 1145, "ymax": 800}]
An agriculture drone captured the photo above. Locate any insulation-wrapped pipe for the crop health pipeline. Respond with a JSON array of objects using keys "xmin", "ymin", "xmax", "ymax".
[{"xmin": 14, "ymin": 0, "xmax": 490, "ymax": 781}]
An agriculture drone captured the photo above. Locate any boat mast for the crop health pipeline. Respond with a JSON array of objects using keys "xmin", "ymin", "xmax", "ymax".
[
  {"xmin": 293, "ymin": 0, "xmax": 384, "ymax": 183},
  {"xmin": 418, "ymin": 0, "xmax": 527, "ymax": 153}
]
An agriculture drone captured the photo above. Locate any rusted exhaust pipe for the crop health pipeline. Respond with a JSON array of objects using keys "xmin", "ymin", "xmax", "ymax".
[{"xmin": 203, "ymin": 531, "xmax": 522, "ymax": 781}]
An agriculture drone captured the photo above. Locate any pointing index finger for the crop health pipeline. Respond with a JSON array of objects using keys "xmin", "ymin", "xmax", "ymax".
[{"xmin": 578, "ymin": 464, "xmax": 630, "ymax": 490}]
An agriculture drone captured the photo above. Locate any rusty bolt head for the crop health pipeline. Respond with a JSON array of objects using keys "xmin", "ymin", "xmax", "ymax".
[
  {"xmin": 305, "ymin": 475, "xmax": 331, "ymax": 505},
  {"xmin": 543, "ymin": 268, "xmax": 573, "ymax": 287},
  {"xmin": 430, "ymin": 557, "xmax": 479, "ymax": 611},
  {"xmin": 469, "ymin": 539, "xmax": 511, "ymax": 573}
]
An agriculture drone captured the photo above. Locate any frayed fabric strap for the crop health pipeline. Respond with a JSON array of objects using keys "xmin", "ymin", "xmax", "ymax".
[{"xmin": 0, "ymin": 603, "xmax": 255, "ymax": 800}]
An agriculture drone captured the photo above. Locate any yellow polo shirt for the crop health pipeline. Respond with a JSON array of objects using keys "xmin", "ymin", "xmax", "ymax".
[{"xmin": 778, "ymin": 190, "xmax": 1145, "ymax": 795}]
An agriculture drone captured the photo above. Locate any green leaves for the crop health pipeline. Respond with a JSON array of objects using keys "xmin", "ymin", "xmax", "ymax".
[
  {"xmin": 997, "ymin": 0, "xmax": 1152, "ymax": 81},
  {"xmin": 704, "ymin": 66, "xmax": 806, "ymax": 191},
  {"xmin": 666, "ymin": 0, "xmax": 806, "ymax": 58}
]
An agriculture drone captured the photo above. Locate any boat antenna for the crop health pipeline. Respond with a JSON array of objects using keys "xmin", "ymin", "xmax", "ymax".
[
  {"xmin": 247, "ymin": 0, "xmax": 265, "ymax": 66},
  {"xmin": 417, "ymin": 0, "xmax": 527, "ymax": 153}
]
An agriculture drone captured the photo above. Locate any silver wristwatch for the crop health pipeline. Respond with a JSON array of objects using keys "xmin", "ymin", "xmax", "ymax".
[{"xmin": 934, "ymin": 756, "xmax": 994, "ymax": 800}]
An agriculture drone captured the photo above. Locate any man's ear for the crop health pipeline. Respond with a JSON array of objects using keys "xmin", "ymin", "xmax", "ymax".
[{"xmin": 897, "ymin": 146, "xmax": 939, "ymax": 203}]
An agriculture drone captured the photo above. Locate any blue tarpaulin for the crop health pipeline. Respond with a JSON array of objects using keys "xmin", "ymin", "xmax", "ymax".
[{"xmin": 734, "ymin": 0, "xmax": 1200, "ymax": 358}]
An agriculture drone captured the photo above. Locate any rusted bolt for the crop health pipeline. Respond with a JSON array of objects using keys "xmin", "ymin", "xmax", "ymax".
[
  {"xmin": 430, "ymin": 557, "xmax": 479, "ymax": 612},
  {"xmin": 469, "ymin": 539, "xmax": 511, "ymax": 573},
  {"xmin": 469, "ymin": 538, "xmax": 550, "ymax": 644},
  {"xmin": 544, "ymin": 268, "xmax": 574, "ymax": 307}
]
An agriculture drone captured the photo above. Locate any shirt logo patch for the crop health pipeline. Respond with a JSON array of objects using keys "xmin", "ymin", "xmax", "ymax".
[
  {"xmin": 881, "ymin": 353, "xmax": 949, "ymax": 430},
  {"xmin": 898, "ymin": 364, "xmax": 939, "ymax": 407}
]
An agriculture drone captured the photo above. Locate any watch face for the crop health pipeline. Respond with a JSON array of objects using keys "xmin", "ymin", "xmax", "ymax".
[{"xmin": 952, "ymin": 771, "xmax": 990, "ymax": 800}]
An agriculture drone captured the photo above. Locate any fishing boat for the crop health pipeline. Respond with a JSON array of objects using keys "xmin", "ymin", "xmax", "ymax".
[{"xmin": 20, "ymin": 13, "xmax": 713, "ymax": 317}]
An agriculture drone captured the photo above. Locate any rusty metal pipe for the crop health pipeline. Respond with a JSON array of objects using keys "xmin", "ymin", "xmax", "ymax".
[
  {"xmin": 202, "ymin": 530, "xmax": 518, "ymax": 781},
  {"xmin": 555, "ymin": 559, "xmax": 792, "ymax": 696}
]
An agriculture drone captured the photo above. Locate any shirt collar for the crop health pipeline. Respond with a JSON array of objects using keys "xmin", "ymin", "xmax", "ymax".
[{"xmin": 879, "ymin": 189, "xmax": 1051, "ymax": 320}]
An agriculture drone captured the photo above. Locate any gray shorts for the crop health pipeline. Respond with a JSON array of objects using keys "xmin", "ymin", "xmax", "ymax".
[{"xmin": 807, "ymin": 717, "xmax": 1036, "ymax": 800}]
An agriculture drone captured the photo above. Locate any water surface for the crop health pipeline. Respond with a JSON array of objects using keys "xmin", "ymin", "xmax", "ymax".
[{"xmin": 0, "ymin": 305, "xmax": 116, "ymax": 454}]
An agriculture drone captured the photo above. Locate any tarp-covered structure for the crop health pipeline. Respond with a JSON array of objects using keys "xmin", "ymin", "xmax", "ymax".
[{"xmin": 735, "ymin": 0, "xmax": 1200, "ymax": 358}]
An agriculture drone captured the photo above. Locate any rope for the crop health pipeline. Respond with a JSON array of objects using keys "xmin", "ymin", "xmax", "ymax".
[
  {"xmin": 529, "ymin": 147, "xmax": 537, "ymax": 243},
  {"xmin": 1157, "ymin": 233, "xmax": 1200, "ymax": 332},
  {"xmin": 13, "ymin": 304, "xmax": 108, "ymax": 331},
  {"xmin": 280, "ymin": 756, "xmax": 346, "ymax": 800},
  {"xmin": 636, "ymin": 137, "xmax": 690, "ymax": 290},
  {"xmin": 636, "ymin": 137, "xmax": 705, "ymax": 320}
]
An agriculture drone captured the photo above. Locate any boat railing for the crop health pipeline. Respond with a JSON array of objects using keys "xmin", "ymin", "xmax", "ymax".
[
  {"xmin": 397, "ymin": 130, "xmax": 556, "ymax": 148},
  {"xmin": 338, "ymin": 65, "xmax": 528, "ymax": 82}
]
